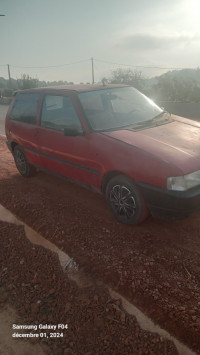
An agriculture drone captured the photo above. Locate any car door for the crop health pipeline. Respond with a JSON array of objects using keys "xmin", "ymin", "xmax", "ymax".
[{"xmin": 36, "ymin": 93, "xmax": 102, "ymax": 189}]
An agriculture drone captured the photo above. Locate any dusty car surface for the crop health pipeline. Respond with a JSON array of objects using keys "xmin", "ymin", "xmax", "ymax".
[{"xmin": 5, "ymin": 84, "xmax": 200, "ymax": 224}]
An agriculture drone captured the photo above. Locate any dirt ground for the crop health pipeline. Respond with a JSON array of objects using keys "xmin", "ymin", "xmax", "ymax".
[{"xmin": 0, "ymin": 135, "xmax": 200, "ymax": 354}]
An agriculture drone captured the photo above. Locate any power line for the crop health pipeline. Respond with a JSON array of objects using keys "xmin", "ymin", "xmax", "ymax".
[
  {"xmin": 0, "ymin": 58, "xmax": 198, "ymax": 71},
  {"xmin": 94, "ymin": 58, "xmax": 194, "ymax": 71},
  {"xmin": 9, "ymin": 59, "xmax": 90, "ymax": 69}
]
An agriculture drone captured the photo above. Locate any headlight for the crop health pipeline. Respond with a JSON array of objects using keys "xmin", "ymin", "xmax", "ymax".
[{"xmin": 167, "ymin": 170, "xmax": 200, "ymax": 191}]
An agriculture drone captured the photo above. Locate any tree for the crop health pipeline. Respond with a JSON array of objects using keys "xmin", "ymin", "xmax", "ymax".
[
  {"xmin": 17, "ymin": 74, "xmax": 39, "ymax": 90},
  {"xmin": 105, "ymin": 68, "xmax": 145, "ymax": 90},
  {"xmin": 149, "ymin": 74, "xmax": 200, "ymax": 103}
]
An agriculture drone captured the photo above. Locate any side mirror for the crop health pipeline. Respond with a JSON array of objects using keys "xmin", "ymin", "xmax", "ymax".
[{"xmin": 63, "ymin": 125, "xmax": 84, "ymax": 136}]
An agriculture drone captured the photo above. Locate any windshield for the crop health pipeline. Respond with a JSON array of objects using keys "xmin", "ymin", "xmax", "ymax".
[{"xmin": 78, "ymin": 86, "xmax": 163, "ymax": 132}]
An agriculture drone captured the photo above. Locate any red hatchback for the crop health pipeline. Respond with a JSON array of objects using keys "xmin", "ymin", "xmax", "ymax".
[{"xmin": 5, "ymin": 84, "xmax": 200, "ymax": 224}]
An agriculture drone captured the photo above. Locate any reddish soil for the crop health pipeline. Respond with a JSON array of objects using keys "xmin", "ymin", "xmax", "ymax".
[
  {"xmin": 1, "ymin": 135, "xmax": 200, "ymax": 354},
  {"xmin": 0, "ymin": 221, "xmax": 177, "ymax": 354}
]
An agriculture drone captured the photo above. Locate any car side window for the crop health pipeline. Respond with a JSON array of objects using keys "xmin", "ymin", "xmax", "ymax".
[
  {"xmin": 40, "ymin": 95, "xmax": 83, "ymax": 132},
  {"xmin": 10, "ymin": 93, "xmax": 40, "ymax": 125}
]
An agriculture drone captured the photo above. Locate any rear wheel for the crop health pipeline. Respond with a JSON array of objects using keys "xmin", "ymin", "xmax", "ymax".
[
  {"xmin": 13, "ymin": 146, "xmax": 35, "ymax": 177},
  {"xmin": 105, "ymin": 175, "xmax": 148, "ymax": 225}
]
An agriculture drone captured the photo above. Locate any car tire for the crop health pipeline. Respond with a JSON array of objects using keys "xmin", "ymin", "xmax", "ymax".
[
  {"xmin": 13, "ymin": 146, "xmax": 35, "ymax": 177},
  {"xmin": 105, "ymin": 175, "xmax": 148, "ymax": 225}
]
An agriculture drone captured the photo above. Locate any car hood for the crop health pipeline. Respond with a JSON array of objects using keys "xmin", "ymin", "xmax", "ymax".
[{"xmin": 103, "ymin": 115, "xmax": 200, "ymax": 174}]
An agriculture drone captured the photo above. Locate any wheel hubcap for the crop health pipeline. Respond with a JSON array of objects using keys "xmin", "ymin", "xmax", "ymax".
[
  {"xmin": 15, "ymin": 151, "xmax": 26, "ymax": 174},
  {"xmin": 110, "ymin": 184, "xmax": 136, "ymax": 219}
]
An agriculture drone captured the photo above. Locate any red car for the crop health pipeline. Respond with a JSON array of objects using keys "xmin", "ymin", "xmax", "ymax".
[{"xmin": 5, "ymin": 84, "xmax": 200, "ymax": 224}]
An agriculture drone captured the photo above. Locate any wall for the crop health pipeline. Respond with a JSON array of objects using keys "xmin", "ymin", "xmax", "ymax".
[{"xmin": 159, "ymin": 102, "xmax": 200, "ymax": 122}]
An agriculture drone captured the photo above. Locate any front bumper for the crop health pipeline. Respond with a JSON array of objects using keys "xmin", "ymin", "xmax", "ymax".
[{"xmin": 138, "ymin": 182, "xmax": 200, "ymax": 219}]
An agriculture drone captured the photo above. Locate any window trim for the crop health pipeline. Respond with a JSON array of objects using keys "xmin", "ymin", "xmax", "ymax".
[{"xmin": 10, "ymin": 92, "xmax": 40, "ymax": 126}]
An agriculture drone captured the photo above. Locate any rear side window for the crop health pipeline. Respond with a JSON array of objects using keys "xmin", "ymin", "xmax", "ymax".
[{"xmin": 10, "ymin": 93, "xmax": 40, "ymax": 125}]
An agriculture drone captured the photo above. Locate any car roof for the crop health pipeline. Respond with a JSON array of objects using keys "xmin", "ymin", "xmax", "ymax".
[{"xmin": 17, "ymin": 84, "xmax": 129, "ymax": 95}]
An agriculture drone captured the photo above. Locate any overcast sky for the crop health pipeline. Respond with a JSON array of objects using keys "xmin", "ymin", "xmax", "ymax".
[{"xmin": 1, "ymin": 0, "xmax": 200, "ymax": 83}]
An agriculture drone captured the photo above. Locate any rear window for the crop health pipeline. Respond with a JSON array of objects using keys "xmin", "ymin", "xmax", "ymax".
[{"xmin": 10, "ymin": 93, "xmax": 40, "ymax": 125}]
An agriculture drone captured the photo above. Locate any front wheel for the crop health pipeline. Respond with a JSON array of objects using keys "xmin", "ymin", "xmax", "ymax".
[
  {"xmin": 105, "ymin": 175, "xmax": 148, "ymax": 225},
  {"xmin": 13, "ymin": 146, "xmax": 35, "ymax": 177}
]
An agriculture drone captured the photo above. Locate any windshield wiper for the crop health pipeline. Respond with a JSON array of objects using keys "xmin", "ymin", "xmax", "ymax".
[
  {"xmin": 129, "ymin": 111, "xmax": 171, "ymax": 130},
  {"xmin": 152, "ymin": 110, "xmax": 170, "ymax": 120}
]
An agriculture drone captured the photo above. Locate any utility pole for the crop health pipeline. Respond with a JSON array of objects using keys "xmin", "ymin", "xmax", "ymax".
[
  {"xmin": 7, "ymin": 64, "xmax": 11, "ymax": 89},
  {"xmin": 91, "ymin": 57, "xmax": 94, "ymax": 84}
]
